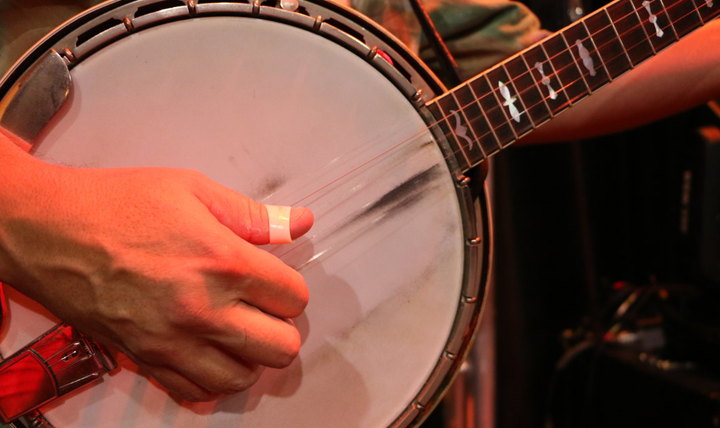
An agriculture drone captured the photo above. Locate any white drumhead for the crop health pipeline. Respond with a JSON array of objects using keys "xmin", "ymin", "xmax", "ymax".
[{"xmin": 2, "ymin": 14, "xmax": 469, "ymax": 427}]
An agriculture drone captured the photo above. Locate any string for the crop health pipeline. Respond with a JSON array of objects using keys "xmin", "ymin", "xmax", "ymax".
[
  {"xmin": 432, "ymin": 0, "xmax": 716, "ymax": 164},
  {"xmin": 439, "ymin": 0, "xmax": 712, "ymax": 136},
  {"xmin": 270, "ymin": 0, "xmax": 715, "ymax": 267}
]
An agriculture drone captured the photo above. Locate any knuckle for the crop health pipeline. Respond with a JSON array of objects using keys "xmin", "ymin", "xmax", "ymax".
[
  {"xmin": 273, "ymin": 328, "xmax": 302, "ymax": 368},
  {"xmin": 176, "ymin": 389, "xmax": 218, "ymax": 403},
  {"xmin": 219, "ymin": 369, "xmax": 262, "ymax": 394},
  {"xmin": 284, "ymin": 274, "xmax": 309, "ymax": 318}
]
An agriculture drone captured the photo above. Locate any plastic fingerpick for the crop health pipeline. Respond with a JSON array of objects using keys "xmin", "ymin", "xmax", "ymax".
[{"xmin": 266, "ymin": 205, "xmax": 293, "ymax": 244}]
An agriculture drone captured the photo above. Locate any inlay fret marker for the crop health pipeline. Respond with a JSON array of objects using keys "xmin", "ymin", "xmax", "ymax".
[
  {"xmin": 539, "ymin": 43, "xmax": 572, "ymax": 105},
  {"xmin": 498, "ymin": 81, "xmax": 521, "ymax": 123},
  {"xmin": 534, "ymin": 62, "xmax": 558, "ymax": 100},
  {"xmin": 501, "ymin": 63, "xmax": 536, "ymax": 127},
  {"xmin": 575, "ymin": 40, "xmax": 597, "ymax": 76},
  {"xmin": 448, "ymin": 109, "xmax": 475, "ymax": 152},
  {"xmin": 657, "ymin": 0, "xmax": 679, "ymax": 40},
  {"xmin": 581, "ymin": 20, "xmax": 612, "ymax": 80},
  {"xmin": 642, "ymin": 0, "xmax": 665, "ymax": 38},
  {"xmin": 706, "ymin": 0, "xmax": 714, "ymax": 8}
]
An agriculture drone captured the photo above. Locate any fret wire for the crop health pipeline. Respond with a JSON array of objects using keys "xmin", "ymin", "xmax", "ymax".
[
  {"xmin": 538, "ymin": 42, "xmax": 573, "ymax": 106},
  {"xmin": 689, "ymin": 0, "xmax": 706, "ymax": 23},
  {"xmin": 483, "ymin": 73, "xmax": 519, "ymax": 141},
  {"xmin": 560, "ymin": 32, "xmax": 594, "ymax": 93},
  {"xmin": 466, "ymin": 81, "xmax": 504, "ymax": 147},
  {"xmin": 658, "ymin": 0, "xmax": 681, "ymax": 38},
  {"xmin": 427, "ymin": 0, "xmax": 710, "ymax": 166},
  {"xmin": 451, "ymin": 90, "xmax": 488, "ymax": 158},
  {"xmin": 631, "ymin": 0, "xmax": 659, "ymax": 54},
  {"xmin": 433, "ymin": 97, "xmax": 473, "ymax": 165},
  {"xmin": 439, "ymin": 0, "xmax": 699, "ymax": 123},
  {"xmin": 502, "ymin": 63, "xmax": 537, "ymax": 128},
  {"xmin": 520, "ymin": 52, "xmax": 555, "ymax": 116},
  {"xmin": 443, "ymin": 0, "xmax": 697, "ymax": 127},
  {"xmin": 604, "ymin": 7, "xmax": 635, "ymax": 66},
  {"xmin": 442, "ymin": 18, "xmax": 696, "ymax": 162},
  {"xmin": 581, "ymin": 19, "xmax": 613, "ymax": 80},
  {"xmin": 357, "ymin": 0, "xmax": 712, "ymax": 178}
]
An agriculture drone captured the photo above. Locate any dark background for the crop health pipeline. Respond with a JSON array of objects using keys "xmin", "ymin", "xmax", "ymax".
[
  {"xmin": 420, "ymin": 0, "xmax": 720, "ymax": 426},
  {"xmin": 490, "ymin": 0, "xmax": 720, "ymax": 425}
]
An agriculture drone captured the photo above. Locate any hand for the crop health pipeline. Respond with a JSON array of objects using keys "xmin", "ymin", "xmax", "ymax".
[{"xmin": 0, "ymin": 137, "xmax": 314, "ymax": 401}]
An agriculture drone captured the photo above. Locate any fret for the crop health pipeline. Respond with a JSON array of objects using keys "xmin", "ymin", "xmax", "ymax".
[
  {"xmin": 542, "ymin": 33, "xmax": 588, "ymax": 104},
  {"xmin": 563, "ymin": 21, "xmax": 611, "ymax": 91},
  {"xmin": 586, "ymin": 9, "xmax": 633, "ymax": 79},
  {"xmin": 693, "ymin": 0, "xmax": 720, "ymax": 23},
  {"xmin": 522, "ymin": 45, "xmax": 571, "ymax": 115},
  {"xmin": 630, "ymin": 0, "xmax": 677, "ymax": 51},
  {"xmin": 507, "ymin": 54, "xmax": 553, "ymax": 126},
  {"xmin": 561, "ymin": 32, "xmax": 594, "ymax": 92},
  {"xmin": 483, "ymin": 74, "xmax": 519, "ymax": 140},
  {"xmin": 468, "ymin": 76, "xmax": 516, "ymax": 147},
  {"xmin": 607, "ymin": 0, "xmax": 656, "ymax": 66},
  {"xmin": 665, "ymin": 0, "xmax": 705, "ymax": 35},
  {"xmin": 427, "ymin": 101, "xmax": 471, "ymax": 171},
  {"xmin": 435, "ymin": 94, "xmax": 487, "ymax": 167},
  {"xmin": 453, "ymin": 84, "xmax": 503, "ymax": 157},
  {"xmin": 485, "ymin": 65, "xmax": 535, "ymax": 138},
  {"xmin": 631, "ymin": 0, "xmax": 659, "ymax": 53},
  {"xmin": 658, "ymin": 0, "xmax": 681, "ymax": 39}
]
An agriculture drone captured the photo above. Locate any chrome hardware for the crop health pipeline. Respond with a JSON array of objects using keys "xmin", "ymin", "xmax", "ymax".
[
  {"xmin": 122, "ymin": 16, "xmax": 134, "ymax": 31},
  {"xmin": 187, "ymin": 0, "xmax": 197, "ymax": 14},
  {"xmin": 0, "ymin": 51, "xmax": 71, "ymax": 143},
  {"xmin": 280, "ymin": 0, "xmax": 300, "ymax": 11},
  {"xmin": 62, "ymin": 48, "xmax": 76, "ymax": 63},
  {"xmin": 456, "ymin": 175, "xmax": 471, "ymax": 187},
  {"xmin": 313, "ymin": 15, "xmax": 323, "ymax": 31},
  {"xmin": 466, "ymin": 237, "xmax": 482, "ymax": 246},
  {"xmin": 463, "ymin": 296, "xmax": 478, "ymax": 304}
]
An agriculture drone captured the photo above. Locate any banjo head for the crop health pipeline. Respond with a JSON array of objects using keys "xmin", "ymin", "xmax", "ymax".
[{"xmin": 0, "ymin": 1, "xmax": 490, "ymax": 426}]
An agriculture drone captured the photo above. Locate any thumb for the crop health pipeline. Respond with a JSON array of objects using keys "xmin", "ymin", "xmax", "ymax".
[{"xmin": 193, "ymin": 177, "xmax": 314, "ymax": 245}]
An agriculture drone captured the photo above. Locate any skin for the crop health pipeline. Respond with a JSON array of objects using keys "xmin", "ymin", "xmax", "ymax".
[
  {"xmin": 0, "ymin": 128, "xmax": 314, "ymax": 402},
  {"xmin": 520, "ymin": 20, "xmax": 720, "ymax": 144},
  {"xmin": 0, "ymin": 11, "xmax": 716, "ymax": 405}
]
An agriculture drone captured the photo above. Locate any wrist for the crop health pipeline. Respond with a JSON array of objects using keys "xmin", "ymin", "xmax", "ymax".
[{"xmin": 0, "ymin": 129, "xmax": 55, "ymax": 285}]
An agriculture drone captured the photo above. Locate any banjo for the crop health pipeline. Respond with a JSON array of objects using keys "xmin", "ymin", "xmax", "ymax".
[{"xmin": 0, "ymin": 0, "xmax": 715, "ymax": 426}]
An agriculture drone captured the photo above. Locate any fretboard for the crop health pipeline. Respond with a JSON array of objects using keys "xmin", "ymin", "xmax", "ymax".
[{"xmin": 427, "ymin": 0, "xmax": 719, "ymax": 173}]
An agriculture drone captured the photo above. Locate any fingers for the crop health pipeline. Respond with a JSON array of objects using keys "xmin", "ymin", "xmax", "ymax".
[
  {"xmin": 218, "ymin": 244, "xmax": 308, "ymax": 318},
  {"xmin": 192, "ymin": 177, "xmax": 314, "ymax": 245},
  {"xmin": 212, "ymin": 302, "xmax": 302, "ymax": 368},
  {"xmin": 134, "ymin": 304, "xmax": 298, "ymax": 401},
  {"xmin": 142, "ymin": 351, "xmax": 261, "ymax": 401}
]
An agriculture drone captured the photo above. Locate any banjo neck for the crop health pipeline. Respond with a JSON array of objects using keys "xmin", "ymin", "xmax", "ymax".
[{"xmin": 426, "ymin": 0, "xmax": 719, "ymax": 173}]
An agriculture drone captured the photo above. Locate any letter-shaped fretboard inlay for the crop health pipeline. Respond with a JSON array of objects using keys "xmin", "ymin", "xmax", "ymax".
[
  {"xmin": 534, "ymin": 62, "xmax": 558, "ymax": 100},
  {"xmin": 426, "ymin": 0, "xmax": 718, "ymax": 175},
  {"xmin": 498, "ymin": 81, "xmax": 521, "ymax": 122},
  {"xmin": 642, "ymin": 0, "xmax": 665, "ymax": 37},
  {"xmin": 575, "ymin": 39, "xmax": 597, "ymax": 76},
  {"xmin": 449, "ymin": 109, "xmax": 475, "ymax": 151}
]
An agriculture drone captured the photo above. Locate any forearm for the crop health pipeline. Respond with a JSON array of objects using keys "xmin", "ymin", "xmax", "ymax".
[
  {"xmin": 520, "ymin": 19, "xmax": 720, "ymax": 144},
  {"xmin": 0, "ymin": 129, "xmax": 50, "ymax": 286}
]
